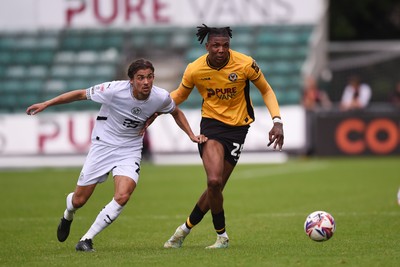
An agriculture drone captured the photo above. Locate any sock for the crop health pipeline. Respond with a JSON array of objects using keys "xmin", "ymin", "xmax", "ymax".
[
  {"xmin": 180, "ymin": 223, "xmax": 190, "ymax": 234},
  {"xmin": 80, "ymin": 198, "xmax": 124, "ymax": 241},
  {"xmin": 185, "ymin": 204, "xmax": 206, "ymax": 231},
  {"xmin": 212, "ymin": 210, "xmax": 226, "ymax": 235},
  {"xmin": 64, "ymin": 192, "xmax": 77, "ymax": 221},
  {"xmin": 218, "ymin": 232, "xmax": 229, "ymax": 238}
]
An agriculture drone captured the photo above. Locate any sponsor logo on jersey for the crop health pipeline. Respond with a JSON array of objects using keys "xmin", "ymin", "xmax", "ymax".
[
  {"xmin": 131, "ymin": 107, "xmax": 142, "ymax": 115},
  {"xmin": 228, "ymin": 73, "xmax": 238, "ymax": 82},
  {"xmin": 206, "ymin": 87, "xmax": 237, "ymax": 100},
  {"xmin": 94, "ymin": 84, "xmax": 105, "ymax": 93},
  {"xmin": 207, "ymin": 88, "xmax": 215, "ymax": 98}
]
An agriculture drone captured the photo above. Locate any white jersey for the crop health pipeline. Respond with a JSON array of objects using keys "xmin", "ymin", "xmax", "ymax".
[
  {"xmin": 340, "ymin": 83, "xmax": 372, "ymax": 108},
  {"xmin": 86, "ymin": 80, "xmax": 175, "ymax": 148}
]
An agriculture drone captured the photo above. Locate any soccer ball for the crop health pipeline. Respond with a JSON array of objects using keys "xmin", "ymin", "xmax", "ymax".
[{"xmin": 304, "ymin": 211, "xmax": 336, "ymax": 242}]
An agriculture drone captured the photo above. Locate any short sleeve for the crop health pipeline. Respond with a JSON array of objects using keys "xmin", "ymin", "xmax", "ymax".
[
  {"xmin": 87, "ymin": 82, "xmax": 114, "ymax": 104},
  {"xmin": 158, "ymin": 93, "xmax": 176, "ymax": 114}
]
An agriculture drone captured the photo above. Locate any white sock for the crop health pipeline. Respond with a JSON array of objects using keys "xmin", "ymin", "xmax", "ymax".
[
  {"xmin": 218, "ymin": 232, "xmax": 229, "ymax": 239},
  {"xmin": 64, "ymin": 192, "xmax": 77, "ymax": 221},
  {"xmin": 180, "ymin": 223, "xmax": 191, "ymax": 234},
  {"xmin": 80, "ymin": 198, "xmax": 124, "ymax": 241}
]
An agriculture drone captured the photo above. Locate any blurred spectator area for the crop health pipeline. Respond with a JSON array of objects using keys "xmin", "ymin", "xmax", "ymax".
[
  {"xmin": 0, "ymin": 25, "xmax": 315, "ymax": 113},
  {"xmin": 327, "ymin": 41, "xmax": 400, "ymax": 103}
]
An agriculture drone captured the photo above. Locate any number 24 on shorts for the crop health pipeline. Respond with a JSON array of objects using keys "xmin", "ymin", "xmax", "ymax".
[{"xmin": 231, "ymin": 142, "xmax": 243, "ymax": 159}]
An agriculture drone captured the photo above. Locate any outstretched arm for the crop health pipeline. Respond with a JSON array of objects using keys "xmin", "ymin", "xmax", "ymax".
[
  {"xmin": 252, "ymin": 73, "xmax": 281, "ymax": 118},
  {"xmin": 170, "ymin": 106, "xmax": 207, "ymax": 144},
  {"xmin": 26, "ymin": 89, "xmax": 88, "ymax": 115}
]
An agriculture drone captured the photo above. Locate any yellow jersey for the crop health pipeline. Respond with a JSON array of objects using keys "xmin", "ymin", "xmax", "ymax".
[{"xmin": 171, "ymin": 49, "xmax": 280, "ymax": 126}]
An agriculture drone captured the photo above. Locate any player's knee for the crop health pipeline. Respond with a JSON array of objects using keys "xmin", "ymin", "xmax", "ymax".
[
  {"xmin": 207, "ymin": 177, "xmax": 223, "ymax": 191},
  {"xmin": 114, "ymin": 193, "xmax": 131, "ymax": 206}
]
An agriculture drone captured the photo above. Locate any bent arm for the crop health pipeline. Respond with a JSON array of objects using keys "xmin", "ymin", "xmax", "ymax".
[
  {"xmin": 252, "ymin": 73, "xmax": 284, "ymax": 150},
  {"xmin": 170, "ymin": 106, "xmax": 207, "ymax": 144},
  {"xmin": 138, "ymin": 84, "xmax": 192, "ymax": 136},
  {"xmin": 26, "ymin": 89, "xmax": 88, "ymax": 115},
  {"xmin": 170, "ymin": 106, "xmax": 196, "ymax": 139},
  {"xmin": 252, "ymin": 73, "xmax": 281, "ymax": 119},
  {"xmin": 170, "ymin": 83, "xmax": 193, "ymax": 105}
]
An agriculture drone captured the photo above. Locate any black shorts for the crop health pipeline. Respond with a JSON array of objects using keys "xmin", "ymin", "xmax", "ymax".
[{"xmin": 198, "ymin": 118, "xmax": 249, "ymax": 166}]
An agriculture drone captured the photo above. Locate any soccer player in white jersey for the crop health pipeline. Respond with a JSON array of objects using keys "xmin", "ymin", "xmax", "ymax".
[{"xmin": 26, "ymin": 59, "xmax": 207, "ymax": 252}]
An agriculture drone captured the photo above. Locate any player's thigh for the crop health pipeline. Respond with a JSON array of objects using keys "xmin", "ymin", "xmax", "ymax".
[
  {"xmin": 201, "ymin": 140, "xmax": 225, "ymax": 178},
  {"xmin": 222, "ymin": 160, "xmax": 235, "ymax": 187}
]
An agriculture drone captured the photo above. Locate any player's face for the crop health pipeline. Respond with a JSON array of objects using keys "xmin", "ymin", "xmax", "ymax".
[
  {"xmin": 130, "ymin": 68, "xmax": 155, "ymax": 100},
  {"xmin": 206, "ymin": 36, "xmax": 230, "ymax": 68}
]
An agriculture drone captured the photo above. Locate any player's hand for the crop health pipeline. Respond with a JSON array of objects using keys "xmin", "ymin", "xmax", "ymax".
[
  {"xmin": 26, "ymin": 103, "xmax": 46, "ymax": 115},
  {"xmin": 268, "ymin": 123, "xmax": 284, "ymax": 151},
  {"xmin": 139, "ymin": 113, "xmax": 159, "ymax": 136},
  {"xmin": 190, "ymin": 134, "xmax": 208, "ymax": 144}
]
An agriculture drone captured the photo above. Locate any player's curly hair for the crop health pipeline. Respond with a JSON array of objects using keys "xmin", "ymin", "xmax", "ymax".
[{"xmin": 196, "ymin": 24, "xmax": 232, "ymax": 44}]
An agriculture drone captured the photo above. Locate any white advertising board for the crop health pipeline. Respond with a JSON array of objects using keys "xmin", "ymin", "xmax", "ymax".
[
  {"xmin": 0, "ymin": 0, "xmax": 325, "ymax": 30},
  {"xmin": 0, "ymin": 106, "xmax": 305, "ymax": 167}
]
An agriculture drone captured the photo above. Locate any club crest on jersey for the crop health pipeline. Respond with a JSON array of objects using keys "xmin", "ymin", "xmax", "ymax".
[
  {"xmin": 131, "ymin": 107, "xmax": 142, "ymax": 115},
  {"xmin": 228, "ymin": 73, "xmax": 238, "ymax": 82}
]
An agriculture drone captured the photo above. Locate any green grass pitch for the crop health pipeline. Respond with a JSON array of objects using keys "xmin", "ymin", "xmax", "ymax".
[{"xmin": 0, "ymin": 156, "xmax": 399, "ymax": 267}]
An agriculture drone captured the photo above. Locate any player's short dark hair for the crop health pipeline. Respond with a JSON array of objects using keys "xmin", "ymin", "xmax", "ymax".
[
  {"xmin": 196, "ymin": 24, "xmax": 232, "ymax": 44},
  {"xmin": 127, "ymin": 59, "xmax": 154, "ymax": 78}
]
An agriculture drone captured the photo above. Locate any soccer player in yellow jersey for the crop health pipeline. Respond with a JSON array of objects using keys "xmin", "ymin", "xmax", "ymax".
[{"xmin": 163, "ymin": 24, "xmax": 284, "ymax": 249}]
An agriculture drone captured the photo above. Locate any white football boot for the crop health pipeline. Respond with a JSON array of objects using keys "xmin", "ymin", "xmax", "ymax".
[
  {"xmin": 205, "ymin": 236, "xmax": 229, "ymax": 249},
  {"xmin": 163, "ymin": 226, "xmax": 189, "ymax": 248}
]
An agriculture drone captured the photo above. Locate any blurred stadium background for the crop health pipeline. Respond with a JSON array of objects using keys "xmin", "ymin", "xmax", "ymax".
[{"xmin": 0, "ymin": 0, "xmax": 399, "ymax": 168}]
